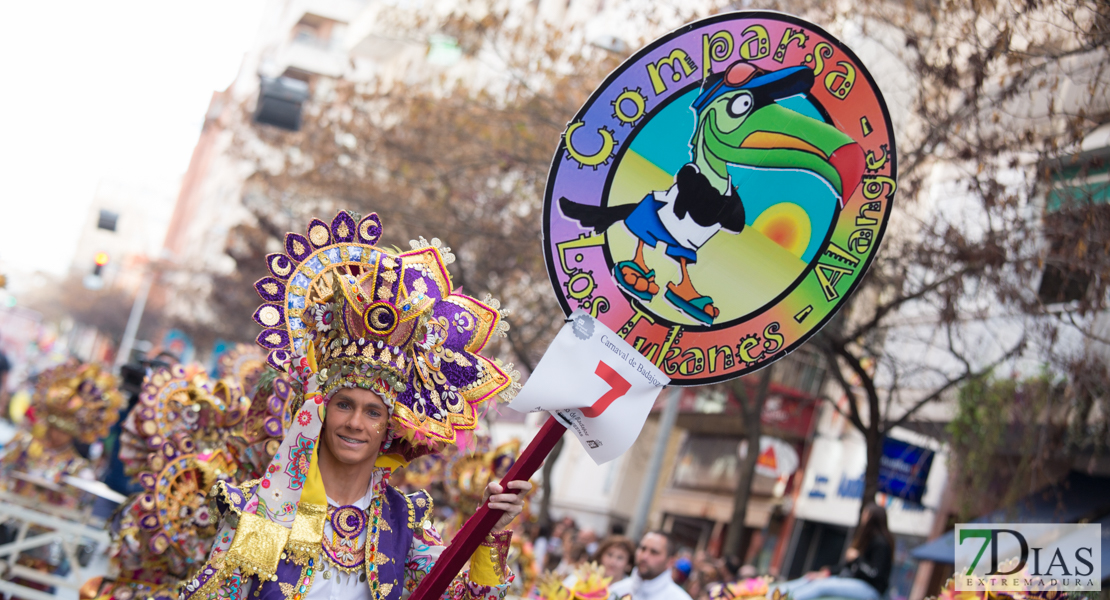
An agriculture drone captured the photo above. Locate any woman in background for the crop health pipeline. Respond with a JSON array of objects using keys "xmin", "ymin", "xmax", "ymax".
[
  {"xmin": 772, "ymin": 503, "xmax": 894, "ymax": 600},
  {"xmin": 594, "ymin": 535, "xmax": 636, "ymax": 582}
]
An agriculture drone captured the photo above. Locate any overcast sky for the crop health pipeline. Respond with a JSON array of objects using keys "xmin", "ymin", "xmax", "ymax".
[{"xmin": 0, "ymin": 0, "xmax": 265, "ymax": 280}]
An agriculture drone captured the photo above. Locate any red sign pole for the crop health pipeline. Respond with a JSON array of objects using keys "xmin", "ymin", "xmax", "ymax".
[{"xmin": 408, "ymin": 416, "xmax": 567, "ymax": 600}]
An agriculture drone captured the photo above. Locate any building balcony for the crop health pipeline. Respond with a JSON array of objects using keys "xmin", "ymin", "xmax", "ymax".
[
  {"xmin": 271, "ymin": 37, "xmax": 347, "ymax": 78},
  {"xmin": 297, "ymin": 0, "xmax": 366, "ymax": 24}
]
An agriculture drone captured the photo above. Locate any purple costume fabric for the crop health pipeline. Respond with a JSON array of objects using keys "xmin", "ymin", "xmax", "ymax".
[{"xmin": 199, "ymin": 484, "xmax": 429, "ymax": 600}]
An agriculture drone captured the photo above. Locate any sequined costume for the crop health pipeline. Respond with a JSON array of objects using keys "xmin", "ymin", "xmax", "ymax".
[
  {"xmin": 168, "ymin": 211, "xmax": 522, "ymax": 600},
  {"xmin": 0, "ymin": 362, "xmax": 122, "ymax": 509},
  {"xmin": 99, "ymin": 364, "xmax": 267, "ymax": 599}
]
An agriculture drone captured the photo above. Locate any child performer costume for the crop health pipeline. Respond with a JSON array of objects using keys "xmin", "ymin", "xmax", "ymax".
[{"xmin": 179, "ymin": 211, "xmax": 522, "ymax": 600}]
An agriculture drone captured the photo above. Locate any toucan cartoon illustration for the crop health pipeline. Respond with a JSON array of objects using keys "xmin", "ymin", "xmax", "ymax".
[{"xmin": 560, "ymin": 60, "xmax": 865, "ymax": 325}]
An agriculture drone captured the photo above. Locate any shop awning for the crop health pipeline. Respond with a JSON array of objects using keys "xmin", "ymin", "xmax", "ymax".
[{"xmin": 910, "ymin": 471, "xmax": 1110, "ymax": 566}]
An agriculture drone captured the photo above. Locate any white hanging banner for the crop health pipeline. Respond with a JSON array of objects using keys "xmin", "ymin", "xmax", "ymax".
[
  {"xmin": 509, "ymin": 311, "xmax": 669, "ymax": 464},
  {"xmin": 738, "ymin": 436, "xmax": 801, "ymax": 478}
]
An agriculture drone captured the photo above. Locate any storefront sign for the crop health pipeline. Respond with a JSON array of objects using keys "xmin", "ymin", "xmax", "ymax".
[{"xmin": 878, "ymin": 437, "xmax": 934, "ymax": 504}]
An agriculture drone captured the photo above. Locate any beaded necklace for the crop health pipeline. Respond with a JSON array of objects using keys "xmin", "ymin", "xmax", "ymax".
[{"xmin": 318, "ymin": 495, "xmax": 383, "ymax": 588}]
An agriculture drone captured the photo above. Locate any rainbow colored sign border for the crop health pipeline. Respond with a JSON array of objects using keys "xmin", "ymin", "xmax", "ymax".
[{"xmin": 542, "ymin": 12, "xmax": 896, "ymax": 386}]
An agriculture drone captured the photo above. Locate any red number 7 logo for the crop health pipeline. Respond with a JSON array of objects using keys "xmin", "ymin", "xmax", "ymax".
[{"xmin": 580, "ymin": 361, "xmax": 631, "ymax": 418}]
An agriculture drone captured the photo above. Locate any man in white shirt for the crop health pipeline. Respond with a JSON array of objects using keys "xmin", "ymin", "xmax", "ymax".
[{"xmin": 609, "ymin": 532, "xmax": 693, "ymax": 600}]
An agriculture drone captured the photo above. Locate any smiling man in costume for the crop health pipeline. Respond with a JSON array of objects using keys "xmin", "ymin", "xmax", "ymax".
[{"xmin": 179, "ymin": 211, "xmax": 529, "ymax": 600}]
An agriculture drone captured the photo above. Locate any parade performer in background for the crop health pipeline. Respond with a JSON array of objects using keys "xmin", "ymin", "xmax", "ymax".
[
  {"xmin": 440, "ymin": 438, "xmax": 522, "ymax": 541},
  {"xmin": 172, "ymin": 210, "xmax": 530, "ymax": 600},
  {"xmin": 0, "ymin": 361, "xmax": 121, "ymax": 593},
  {"xmin": 437, "ymin": 438, "xmax": 537, "ymax": 596},
  {"xmin": 390, "ymin": 451, "xmax": 447, "ymax": 493},
  {"xmin": 97, "ymin": 364, "xmax": 267, "ymax": 600},
  {"xmin": 85, "ymin": 346, "xmax": 300, "ymax": 600},
  {"xmin": 0, "ymin": 361, "xmax": 122, "ymax": 508}
]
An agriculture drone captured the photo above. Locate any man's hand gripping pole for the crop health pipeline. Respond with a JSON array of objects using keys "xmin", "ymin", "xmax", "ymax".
[{"xmin": 407, "ymin": 416, "xmax": 567, "ymax": 600}]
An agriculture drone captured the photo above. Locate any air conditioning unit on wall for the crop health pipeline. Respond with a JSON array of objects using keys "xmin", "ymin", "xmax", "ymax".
[{"xmin": 254, "ymin": 76, "xmax": 311, "ymax": 131}]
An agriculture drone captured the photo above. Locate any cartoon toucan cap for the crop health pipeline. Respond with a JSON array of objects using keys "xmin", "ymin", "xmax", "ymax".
[
  {"xmin": 688, "ymin": 59, "xmax": 865, "ymax": 204},
  {"xmin": 692, "ymin": 61, "xmax": 814, "ymax": 112}
]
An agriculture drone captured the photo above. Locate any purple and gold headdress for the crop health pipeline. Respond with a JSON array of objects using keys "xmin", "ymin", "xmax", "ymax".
[
  {"xmin": 114, "ymin": 365, "xmax": 244, "ymax": 588},
  {"xmin": 253, "ymin": 210, "xmax": 518, "ymax": 461},
  {"xmin": 215, "ymin": 344, "xmax": 268, "ymax": 393},
  {"xmin": 32, "ymin": 362, "xmax": 123, "ymax": 445}
]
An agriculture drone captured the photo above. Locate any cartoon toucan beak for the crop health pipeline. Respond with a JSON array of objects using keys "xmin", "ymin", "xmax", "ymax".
[
  {"xmin": 733, "ymin": 105, "xmax": 865, "ymax": 206},
  {"xmin": 699, "ymin": 62, "xmax": 865, "ymax": 207}
]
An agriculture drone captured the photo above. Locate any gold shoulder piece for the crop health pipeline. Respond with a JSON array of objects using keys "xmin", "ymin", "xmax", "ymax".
[{"xmin": 224, "ymin": 512, "xmax": 291, "ymax": 580}]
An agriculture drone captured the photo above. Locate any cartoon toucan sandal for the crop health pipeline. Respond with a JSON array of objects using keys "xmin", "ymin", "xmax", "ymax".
[
  {"xmin": 665, "ymin": 289, "xmax": 716, "ymax": 325},
  {"xmin": 614, "ymin": 260, "xmax": 658, "ymax": 301}
]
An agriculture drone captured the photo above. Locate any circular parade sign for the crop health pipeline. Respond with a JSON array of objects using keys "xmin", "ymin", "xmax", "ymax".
[{"xmin": 542, "ymin": 12, "xmax": 896, "ymax": 385}]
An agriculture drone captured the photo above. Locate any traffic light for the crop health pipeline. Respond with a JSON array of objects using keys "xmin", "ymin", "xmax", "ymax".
[{"xmin": 93, "ymin": 252, "xmax": 110, "ymax": 276}]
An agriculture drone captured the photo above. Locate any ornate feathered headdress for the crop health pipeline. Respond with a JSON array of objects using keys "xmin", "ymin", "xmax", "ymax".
[
  {"xmin": 537, "ymin": 563, "xmax": 615, "ymax": 600},
  {"xmin": 32, "ymin": 362, "xmax": 123, "ymax": 444},
  {"xmin": 706, "ymin": 578, "xmax": 774, "ymax": 600},
  {"xmin": 252, "ymin": 210, "xmax": 519, "ymax": 462},
  {"xmin": 120, "ymin": 365, "xmax": 248, "ymax": 482}
]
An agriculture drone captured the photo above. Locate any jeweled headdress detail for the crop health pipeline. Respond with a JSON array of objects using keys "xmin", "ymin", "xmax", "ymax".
[
  {"xmin": 253, "ymin": 210, "xmax": 518, "ymax": 461},
  {"xmin": 230, "ymin": 369, "xmax": 299, "ymax": 479},
  {"xmin": 119, "ymin": 365, "xmax": 248, "ymax": 480},
  {"xmin": 32, "ymin": 362, "xmax": 123, "ymax": 444}
]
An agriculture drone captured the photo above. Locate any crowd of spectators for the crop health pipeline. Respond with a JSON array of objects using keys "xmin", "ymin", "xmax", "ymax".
[
  {"xmin": 523, "ymin": 507, "xmax": 893, "ymax": 600},
  {"xmin": 525, "ymin": 516, "xmax": 772, "ymax": 600}
]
